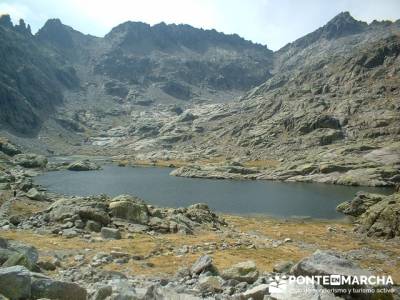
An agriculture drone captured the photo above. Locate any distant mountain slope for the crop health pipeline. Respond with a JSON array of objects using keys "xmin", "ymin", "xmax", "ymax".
[
  {"xmin": 0, "ymin": 15, "xmax": 274, "ymax": 136},
  {"xmin": 176, "ymin": 14, "xmax": 400, "ymax": 156},
  {"xmin": 83, "ymin": 13, "xmax": 399, "ymax": 186},
  {"xmin": 36, "ymin": 19, "xmax": 273, "ymax": 106}
]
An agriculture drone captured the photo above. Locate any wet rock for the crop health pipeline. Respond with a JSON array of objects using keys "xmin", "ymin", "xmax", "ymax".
[
  {"xmin": 101, "ymin": 227, "xmax": 122, "ymax": 239},
  {"xmin": 0, "ymin": 266, "xmax": 31, "ymax": 300},
  {"xmin": 221, "ymin": 261, "xmax": 259, "ymax": 283}
]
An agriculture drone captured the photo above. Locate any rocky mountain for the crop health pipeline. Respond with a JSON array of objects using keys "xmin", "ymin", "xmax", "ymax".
[
  {"xmin": 37, "ymin": 18, "xmax": 273, "ymax": 104},
  {"xmin": 0, "ymin": 12, "xmax": 399, "ymax": 187},
  {"xmin": 86, "ymin": 12, "xmax": 399, "ymax": 187},
  {"xmin": 0, "ymin": 15, "xmax": 273, "ymax": 137},
  {"xmin": 0, "ymin": 15, "xmax": 78, "ymax": 135}
]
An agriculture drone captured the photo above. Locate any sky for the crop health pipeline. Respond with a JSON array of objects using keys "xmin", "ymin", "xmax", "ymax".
[{"xmin": 1, "ymin": 0, "xmax": 400, "ymax": 51}]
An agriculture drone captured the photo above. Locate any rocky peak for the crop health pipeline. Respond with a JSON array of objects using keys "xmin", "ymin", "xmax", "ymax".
[
  {"xmin": 36, "ymin": 18, "xmax": 75, "ymax": 49},
  {"xmin": 279, "ymin": 12, "xmax": 367, "ymax": 52},
  {"xmin": 322, "ymin": 11, "xmax": 367, "ymax": 39},
  {"xmin": 14, "ymin": 19, "xmax": 31, "ymax": 35},
  {"xmin": 0, "ymin": 14, "xmax": 13, "ymax": 28},
  {"xmin": 106, "ymin": 20, "xmax": 270, "ymax": 54},
  {"xmin": 0, "ymin": 16, "xmax": 31, "ymax": 35}
]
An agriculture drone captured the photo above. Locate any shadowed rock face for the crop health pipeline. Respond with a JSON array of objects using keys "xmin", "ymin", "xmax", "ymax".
[
  {"xmin": 337, "ymin": 192, "xmax": 400, "ymax": 238},
  {"xmin": 0, "ymin": 15, "xmax": 79, "ymax": 136}
]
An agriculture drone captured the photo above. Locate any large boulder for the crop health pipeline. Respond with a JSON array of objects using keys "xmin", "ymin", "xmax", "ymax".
[
  {"xmin": 0, "ymin": 248, "xmax": 15, "ymax": 265},
  {"xmin": 31, "ymin": 273, "xmax": 87, "ymax": 300},
  {"xmin": 2, "ymin": 252, "xmax": 36, "ymax": 270},
  {"xmin": 186, "ymin": 203, "xmax": 225, "ymax": 226},
  {"xmin": 338, "ymin": 192, "xmax": 400, "ymax": 238},
  {"xmin": 0, "ymin": 266, "xmax": 31, "ymax": 299},
  {"xmin": 78, "ymin": 206, "xmax": 111, "ymax": 225},
  {"xmin": 101, "ymin": 227, "xmax": 122, "ymax": 239},
  {"xmin": 221, "ymin": 261, "xmax": 259, "ymax": 283},
  {"xmin": 26, "ymin": 188, "xmax": 45, "ymax": 201},
  {"xmin": 291, "ymin": 250, "xmax": 373, "ymax": 296},
  {"xmin": 197, "ymin": 276, "xmax": 223, "ymax": 293},
  {"xmin": 13, "ymin": 153, "xmax": 47, "ymax": 168},
  {"xmin": 67, "ymin": 159, "xmax": 100, "ymax": 171},
  {"xmin": 7, "ymin": 240, "xmax": 39, "ymax": 266},
  {"xmin": 48, "ymin": 197, "xmax": 110, "ymax": 225},
  {"xmin": 240, "ymin": 284, "xmax": 269, "ymax": 300},
  {"xmin": 356, "ymin": 193, "xmax": 400, "ymax": 238},
  {"xmin": 291, "ymin": 250, "xmax": 371, "ymax": 278},
  {"xmin": 336, "ymin": 191, "xmax": 385, "ymax": 217},
  {"xmin": 191, "ymin": 255, "xmax": 213, "ymax": 275},
  {"xmin": 109, "ymin": 194, "xmax": 149, "ymax": 224}
]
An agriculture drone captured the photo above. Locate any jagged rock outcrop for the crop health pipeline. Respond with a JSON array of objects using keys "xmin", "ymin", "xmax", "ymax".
[
  {"xmin": 337, "ymin": 191, "xmax": 400, "ymax": 238},
  {"xmin": 67, "ymin": 160, "xmax": 100, "ymax": 171},
  {"xmin": 17, "ymin": 194, "xmax": 226, "ymax": 235}
]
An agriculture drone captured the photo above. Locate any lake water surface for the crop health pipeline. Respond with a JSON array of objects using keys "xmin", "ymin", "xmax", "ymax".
[{"xmin": 35, "ymin": 165, "xmax": 392, "ymax": 219}]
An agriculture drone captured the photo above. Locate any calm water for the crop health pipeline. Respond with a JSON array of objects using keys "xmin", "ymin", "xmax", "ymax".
[{"xmin": 35, "ymin": 165, "xmax": 391, "ymax": 219}]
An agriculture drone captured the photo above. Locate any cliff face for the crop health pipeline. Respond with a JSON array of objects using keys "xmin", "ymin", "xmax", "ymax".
[{"xmin": 0, "ymin": 15, "xmax": 78, "ymax": 135}]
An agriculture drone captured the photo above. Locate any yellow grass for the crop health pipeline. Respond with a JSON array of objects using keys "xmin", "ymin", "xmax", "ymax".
[{"xmin": 1, "ymin": 215, "xmax": 399, "ymax": 282}]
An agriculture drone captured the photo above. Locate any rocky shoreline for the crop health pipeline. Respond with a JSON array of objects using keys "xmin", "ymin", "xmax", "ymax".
[{"xmin": 1, "ymin": 140, "xmax": 400, "ymax": 299}]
